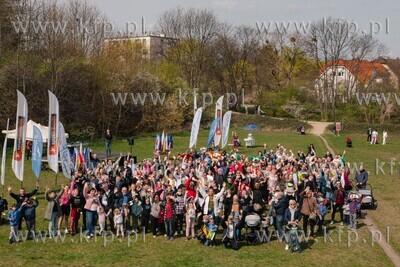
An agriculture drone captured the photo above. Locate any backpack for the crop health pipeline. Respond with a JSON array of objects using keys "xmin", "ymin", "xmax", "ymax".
[{"xmin": 0, "ymin": 198, "xmax": 7, "ymax": 212}]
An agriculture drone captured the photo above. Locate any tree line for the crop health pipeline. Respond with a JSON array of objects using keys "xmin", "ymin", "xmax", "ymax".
[{"xmin": 0, "ymin": 0, "xmax": 397, "ymax": 138}]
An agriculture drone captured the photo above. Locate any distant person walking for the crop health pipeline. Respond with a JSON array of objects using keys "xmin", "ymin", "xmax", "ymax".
[
  {"xmin": 105, "ymin": 129, "xmax": 113, "ymax": 157},
  {"xmin": 371, "ymin": 130, "xmax": 378, "ymax": 144},
  {"xmin": 367, "ymin": 128, "xmax": 372, "ymax": 143},
  {"xmin": 382, "ymin": 130, "xmax": 388, "ymax": 145}
]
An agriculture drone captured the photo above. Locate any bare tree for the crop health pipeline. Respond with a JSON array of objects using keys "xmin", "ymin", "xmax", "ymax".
[{"xmin": 305, "ymin": 17, "xmax": 386, "ymax": 119}]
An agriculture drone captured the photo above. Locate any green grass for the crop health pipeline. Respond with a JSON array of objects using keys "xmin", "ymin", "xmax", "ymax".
[
  {"xmin": 323, "ymin": 132, "xmax": 400, "ymax": 255},
  {"xmin": 0, "ymin": 129, "xmax": 394, "ymax": 266}
]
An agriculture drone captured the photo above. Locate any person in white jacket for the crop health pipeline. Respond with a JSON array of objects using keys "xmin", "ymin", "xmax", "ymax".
[
  {"xmin": 382, "ymin": 130, "xmax": 388, "ymax": 145},
  {"xmin": 198, "ymin": 184, "xmax": 225, "ymax": 225}
]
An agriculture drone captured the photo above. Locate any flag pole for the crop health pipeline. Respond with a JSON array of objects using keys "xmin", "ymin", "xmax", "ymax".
[
  {"xmin": 55, "ymin": 172, "xmax": 58, "ymax": 186},
  {"xmin": 1, "ymin": 118, "xmax": 10, "ymax": 197}
]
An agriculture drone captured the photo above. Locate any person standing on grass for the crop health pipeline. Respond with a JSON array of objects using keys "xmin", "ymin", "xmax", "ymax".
[
  {"xmin": 23, "ymin": 197, "xmax": 38, "ymax": 239},
  {"xmin": 45, "ymin": 187, "xmax": 63, "ymax": 238},
  {"xmin": 371, "ymin": 129, "xmax": 378, "ymax": 144},
  {"xmin": 8, "ymin": 202, "xmax": 27, "ymax": 244},
  {"xmin": 367, "ymin": 128, "xmax": 372, "ymax": 142},
  {"xmin": 105, "ymin": 129, "xmax": 112, "ymax": 157},
  {"xmin": 330, "ymin": 181, "xmax": 345, "ymax": 225},
  {"xmin": 355, "ymin": 165, "xmax": 368, "ymax": 189},
  {"xmin": 8, "ymin": 181, "xmax": 39, "ymax": 230},
  {"xmin": 58, "ymin": 184, "xmax": 71, "ymax": 234},
  {"xmin": 83, "ymin": 183, "xmax": 100, "ymax": 238},
  {"xmin": 382, "ymin": 130, "xmax": 388, "ymax": 145},
  {"xmin": 300, "ymin": 187, "xmax": 320, "ymax": 240}
]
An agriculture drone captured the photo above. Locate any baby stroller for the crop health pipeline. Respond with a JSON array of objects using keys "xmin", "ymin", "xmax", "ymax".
[
  {"xmin": 346, "ymin": 137, "xmax": 353, "ymax": 148},
  {"xmin": 244, "ymin": 213, "xmax": 261, "ymax": 245},
  {"xmin": 357, "ymin": 184, "xmax": 377, "ymax": 210}
]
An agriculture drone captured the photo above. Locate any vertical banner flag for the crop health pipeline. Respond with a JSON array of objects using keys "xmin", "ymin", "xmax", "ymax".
[
  {"xmin": 221, "ymin": 111, "xmax": 232, "ymax": 149},
  {"xmin": 161, "ymin": 131, "xmax": 165, "ymax": 152},
  {"xmin": 155, "ymin": 134, "xmax": 160, "ymax": 151},
  {"xmin": 166, "ymin": 134, "xmax": 173, "ymax": 151},
  {"xmin": 32, "ymin": 125, "xmax": 43, "ymax": 179},
  {"xmin": 58, "ymin": 122, "xmax": 71, "ymax": 179},
  {"xmin": 207, "ymin": 118, "xmax": 219, "ymax": 147},
  {"xmin": 1, "ymin": 118, "xmax": 10, "ymax": 185},
  {"xmin": 193, "ymin": 89, "xmax": 197, "ymax": 114},
  {"xmin": 48, "ymin": 90, "xmax": 59, "ymax": 174},
  {"xmin": 12, "ymin": 90, "xmax": 28, "ymax": 181},
  {"xmin": 74, "ymin": 147, "xmax": 79, "ymax": 171},
  {"xmin": 213, "ymin": 96, "xmax": 224, "ymax": 147},
  {"xmin": 189, "ymin": 107, "xmax": 203, "ymax": 148},
  {"xmin": 84, "ymin": 147, "xmax": 90, "ymax": 170}
]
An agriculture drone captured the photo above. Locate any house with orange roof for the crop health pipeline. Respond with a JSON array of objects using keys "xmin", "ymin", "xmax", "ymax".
[{"xmin": 314, "ymin": 59, "xmax": 398, "ymax": 103}]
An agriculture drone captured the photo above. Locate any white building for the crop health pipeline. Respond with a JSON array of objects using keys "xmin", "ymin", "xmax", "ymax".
[
  {"xmin": 104, "ymin": 34, "xmax": 175, "ymax": 61},
  {"xmin": 314, "ymin": 59, "xmax": 395, "ymax": 103}
]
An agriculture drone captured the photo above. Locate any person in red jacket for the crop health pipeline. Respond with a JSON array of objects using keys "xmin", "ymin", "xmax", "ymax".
[{"xmin": 185, "ymin": 177, "xmax": 198, "ymax": 201}]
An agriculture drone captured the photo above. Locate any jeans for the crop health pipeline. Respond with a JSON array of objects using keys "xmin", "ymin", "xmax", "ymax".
[
  {"xmin": 275, "ymin": 214, "xmax": 284, "ymax": 240},
  {"xmin": 175, "ymin": 214, "xmax": 184, "ymax": 232},
  {"xmin": 85, "ymin": 210, "xmax": 96, "ymax": 236},
  {"xmin": 164, "ymin": 218, "xmax": 174, "ymax": 238},
  {"xmin": 49, "ymin": 212, "xmax": 58, "ymax": 237},
  {"xmin": 349, "ymin": 213, "xmax": 357, "ymax": 228},
  {"xmin": 106, "ymin": 142, "xmax": 111, "ymax": 156}
]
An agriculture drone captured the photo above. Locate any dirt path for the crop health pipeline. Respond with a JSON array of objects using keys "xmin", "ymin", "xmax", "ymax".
[{"xmin": 309, "ymin": 121, "xmax": 400, "ymax": 267}]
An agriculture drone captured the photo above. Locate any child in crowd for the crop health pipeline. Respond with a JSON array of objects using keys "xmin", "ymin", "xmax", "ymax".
[
  {"xmin": 204, "ymin": 216, "xmax": 218, "ymax": 246},
  {"xmin": 98, "ymin": 206, "xmax": 111, "ymax": 235},
  {"xmin": 316, "ymin": 193, "xmax": 327, "ymax": 234},
  {"xmin": 348, "ymin": 193, "xmax": 362, "ymax": 229},
  {"xmin": 186, "ymin": 196, "xmax": 197, "ymax": 240},
  {"xmin": 23, "ymin": 197, "xmax": 39, "ymax": 239},
  {"xmin": 8, "ymin": 202, "xmax": 26, "ymax": 244},
  {"xmin": 343, "ymin": 197, "xmax": 350, "ymax": 226},
  {"xmin": 114, "ymin": 208, "xmax": 124, "ymax": 238}
]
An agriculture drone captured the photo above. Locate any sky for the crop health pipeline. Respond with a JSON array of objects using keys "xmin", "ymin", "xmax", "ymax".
[{"xmin": 74, "ymin": 0, "xmax": 400, "ymax": 57}]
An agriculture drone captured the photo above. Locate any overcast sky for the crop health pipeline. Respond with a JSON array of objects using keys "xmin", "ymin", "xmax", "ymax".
[{"xmin": 78, "ymin": 0, "xmax": 400, "ymax": 57}]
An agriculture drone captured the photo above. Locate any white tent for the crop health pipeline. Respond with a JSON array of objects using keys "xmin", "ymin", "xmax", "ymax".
[{"xmin": 2, "ymin": 119, "xmax": 68, "ymax": 142}]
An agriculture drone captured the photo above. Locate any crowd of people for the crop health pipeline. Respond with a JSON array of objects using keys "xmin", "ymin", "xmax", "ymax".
[{"xmin": 6, "ymin": 143, "xmax": 368, "ymax": 252}]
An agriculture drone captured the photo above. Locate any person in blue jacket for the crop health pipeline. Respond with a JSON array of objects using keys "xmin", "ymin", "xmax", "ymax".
[
  {"xmin": 284, "ymin": 200, "xmax": 302, "ymax": 253},
  {"xmin": 8, "ymin": 202, "xmax": 27, "ymax": 244}
]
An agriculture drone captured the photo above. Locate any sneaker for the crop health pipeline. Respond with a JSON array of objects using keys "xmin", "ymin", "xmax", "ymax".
[
  {"xmin": 65, "ymin": 229, "xmax": 69, "ymax": 234},
  {"xmin": 330, "ymin": 221, "xmax": 334, "ymax": 225},
  {"xmin": 298, "ymin": 250, "xmax": 303, "ymax": 254},
  {"xmin": 169, "ymin": 237, "xmax": 174, "ymax": 241},
  {"xmin": 340, "ymin": 222, "xmax": 344, "ymax": 226},
  {"xmin": 174, "ymin": 231, "xmax": 178, "ymax": 236},
  {"xmin": 164, "ymin": 234, "xmax": 167, "ymax": 237},
  {"xmin": 153, "ymin": 235, "xmax": 156, "ymax": 238},
  {"xmin": 285, "ymin": 244, "xmax": 289, "ymax": 250},
  {"xmin": 180, "ymin": 231, "xmax": 183, "ymax": 235},
  {"xmin": 186, "ymin": 237, "xmax": 189, "ymax": 241},
  {"xmin": 57, "ymin": 230, "xmax": 61, "ymax": 236}
]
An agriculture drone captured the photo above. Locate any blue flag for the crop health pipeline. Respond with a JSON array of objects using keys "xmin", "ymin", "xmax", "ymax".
[
  {"xmin": 32, "ymin": 125, "xmax": 43, "ymax": 179},
  {"xmin": 207, "ymin": 118, "xmax": 219, "ymax": 147},
  {"xmin": 84, "ymin": 147, "xmax": 90, "ymax": 170}
]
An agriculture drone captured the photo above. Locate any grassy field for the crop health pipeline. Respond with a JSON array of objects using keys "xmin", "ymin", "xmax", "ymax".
[
  {"xmin": 0, "ymin": 128, "xmax": 395, "ymax": 266},
  {"xmin": 323, "ymin": 131, "xmax": 400, "ymax": 255}
]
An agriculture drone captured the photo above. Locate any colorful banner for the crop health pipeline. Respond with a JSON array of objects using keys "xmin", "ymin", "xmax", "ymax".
[
  {"xmin": 166, "ymin": 134, "xmax": 173, "ymax": 151},
  {"xmin": 155, "ymin": 134, "xmax": 160, "ymax": 151},
  {"xmin": 58, "ymin": 122, "xmax": 71, "ymax": 179},
  {"xmin": 48, "ymin": 90, "xmax": 59, "ymax": 174},
  {"xmin": 207, "ymin": 118, "xmax": 219, "ymax": 148},
  {"xmin": 12, "ymin": 90, "xmax": 28, "ymax": 181},
  {"xmin": 189, "ymin": 107, "xmax": 203, "ymax": 148},
  {"xmin": 221, "ymin": 111, "xmax": 232, "ymax": 149},
  {"xmin": 1, "ymin": 119, "xmax": 10, "ymax": 185},
  {"xmin": 213, "ymin": 96, "xmax": 224, "ymax": 147},
  {"xmin": 32, "ymin": 125, "xmax": 43, "ymax": 179}
]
